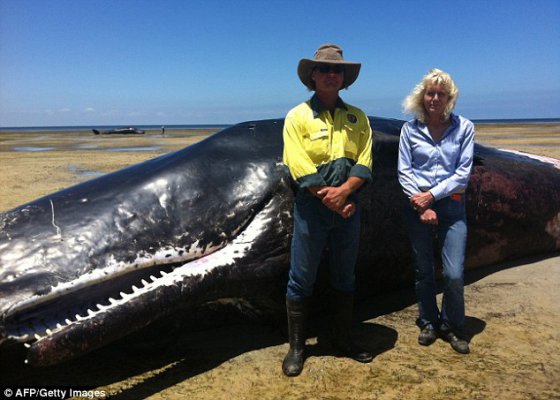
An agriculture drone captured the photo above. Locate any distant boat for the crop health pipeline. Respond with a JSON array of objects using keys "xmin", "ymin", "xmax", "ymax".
[{"xmin": 92, "ymin": 127, "xmax": 145, "ymax": 135}]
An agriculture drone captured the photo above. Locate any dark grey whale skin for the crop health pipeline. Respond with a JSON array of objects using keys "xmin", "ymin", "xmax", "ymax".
[
  {"xmin": 0, "ymin": 117, "xmax": 558, "ymax": 366},
  {"xmin": 92, "ymin": 127, "xmax": 145, "ymax": 134}
]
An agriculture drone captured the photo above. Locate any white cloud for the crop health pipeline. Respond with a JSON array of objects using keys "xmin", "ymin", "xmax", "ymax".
[{"xmin": 102, "ymin": 109, "xmax": 121, "ymax": 116}]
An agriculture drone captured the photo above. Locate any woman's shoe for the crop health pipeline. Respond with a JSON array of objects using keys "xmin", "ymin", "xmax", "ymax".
[{"xmin": 418, "ymin": 326, "xmax": 437, "ymax": 346}]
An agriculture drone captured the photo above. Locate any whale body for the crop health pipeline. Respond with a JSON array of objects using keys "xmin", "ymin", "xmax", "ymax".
[
  {"xmin": 0, "ymin": 117, "xmax": 559, "ymax": 366},
  {"xmin": 92, "ymin": 127, "xmax": 145, "ymax": 135}
]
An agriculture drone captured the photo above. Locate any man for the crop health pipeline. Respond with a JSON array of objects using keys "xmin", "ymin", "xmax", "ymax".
[{"xmin": 282, "ymin": 44, "xmax": 373, "ymax": 376}]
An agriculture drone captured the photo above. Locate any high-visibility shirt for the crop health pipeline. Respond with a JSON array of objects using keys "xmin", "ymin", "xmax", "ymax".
[{"xmin": 283, "ymin": 95, "xmax": 372, "ymax": 188}]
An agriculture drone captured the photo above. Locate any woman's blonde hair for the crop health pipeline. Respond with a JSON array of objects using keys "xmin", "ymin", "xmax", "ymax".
[{"xmin": 402, "ymin": 68, "xmax": 459, "ymax": 123}]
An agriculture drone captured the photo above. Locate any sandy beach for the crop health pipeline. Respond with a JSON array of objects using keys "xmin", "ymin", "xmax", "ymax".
[{"xmin": 0, "ymin": 123, "xmax": 559, "ymax": 399}]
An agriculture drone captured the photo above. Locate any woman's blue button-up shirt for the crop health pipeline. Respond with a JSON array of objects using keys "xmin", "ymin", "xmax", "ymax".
[{"xmin": 398, "ymin": 113, "xmax": 475, "ymax": 201}]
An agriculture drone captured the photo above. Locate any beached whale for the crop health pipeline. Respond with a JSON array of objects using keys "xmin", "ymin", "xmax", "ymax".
[
  {"xmin": 92, "ymin": 127, "xmax": 145, "ymax": 135},
  {"xmin": 1, "ymin": 117, "xmax": 559, "ymax": 366}
]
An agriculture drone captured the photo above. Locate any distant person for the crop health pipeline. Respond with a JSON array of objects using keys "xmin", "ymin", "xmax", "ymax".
[
  {"xmin": 398, "ymin": 68, "xmax": 475, "ymax": 354},
  {"xmin": 281, "ymin": 43, "xmax": 373, "ymax": 376},
  {"xmin": 161, "ymin": 125, "xmax": 165, "ymax": 135}
]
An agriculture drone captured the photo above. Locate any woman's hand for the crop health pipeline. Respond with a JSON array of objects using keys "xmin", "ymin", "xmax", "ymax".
[
  {"xmin": 410, "ymin": 191, "xmax": 435, "ymax": 213},
  {"xmin": 419, "ymin": 208, "xmax": 438, "ymax": 225}
]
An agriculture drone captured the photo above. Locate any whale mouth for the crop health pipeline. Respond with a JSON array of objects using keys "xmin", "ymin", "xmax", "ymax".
[
  {"xmin": 2, "ymin": 198, "xmax": 275, "ymax": 352},
  {"xmin": 4, "ymin": 262, "xmax": 181, "ymax": 343}
]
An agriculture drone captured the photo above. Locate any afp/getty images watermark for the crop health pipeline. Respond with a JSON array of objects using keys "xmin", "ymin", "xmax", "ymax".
[{"xmin": 2, "ymin": 387, "xmax": 107, "ymax": 399}]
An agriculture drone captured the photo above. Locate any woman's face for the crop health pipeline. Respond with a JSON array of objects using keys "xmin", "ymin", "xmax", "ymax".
[{"xmin": 423, "ymin": 84, "xmax": 449, "ymax": 119}]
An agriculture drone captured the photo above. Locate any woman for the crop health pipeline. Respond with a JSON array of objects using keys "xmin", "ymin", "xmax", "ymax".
[{"xmin": 398, "ymin": 69, "xmax": 475, "ymax": 354}]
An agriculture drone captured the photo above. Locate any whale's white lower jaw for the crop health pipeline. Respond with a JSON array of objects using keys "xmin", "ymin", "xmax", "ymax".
[{"xmin": 1, "ymin": 197, "xmax": 279, "ymax": 367}]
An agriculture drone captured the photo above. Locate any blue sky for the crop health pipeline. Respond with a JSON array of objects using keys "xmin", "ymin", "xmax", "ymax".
[{"xmin": 1, "ymin": 0, "xmax": 559, "ymax": 127}]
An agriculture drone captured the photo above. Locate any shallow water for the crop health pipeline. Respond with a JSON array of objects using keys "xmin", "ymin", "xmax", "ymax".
[
  {"xmin": 67, "ymin": 164, "xmax": 106, "ymax": 177},
  {"xmin": 13, "ymin": 146, "xmax": 56, "ymax": 152},
  {"xmin": 105, "ymin": 146, "xmax": 162, "ymax": 152}
]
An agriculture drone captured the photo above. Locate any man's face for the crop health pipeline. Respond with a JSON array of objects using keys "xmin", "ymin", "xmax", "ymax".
[{"xmin": 311, "ymin": 63, "xmax": 344, "ymax": 94}]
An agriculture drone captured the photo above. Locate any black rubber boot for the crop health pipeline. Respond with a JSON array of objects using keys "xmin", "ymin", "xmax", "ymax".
[
  {"xmin": 282, "ymin": 298, "xmax": 309, "ymax": 376},
  {"xmin": 332, "ymin": 290, "xmax": 373, "ymax": 363}
]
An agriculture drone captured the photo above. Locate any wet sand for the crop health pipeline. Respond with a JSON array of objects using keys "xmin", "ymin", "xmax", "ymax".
[
  {"xmin": 0, "ymin": 123, "xmax": 559, "ymax": 399},
  {"xmin": 0, "ymin": 128, "xmax": 215, "ymax": 212}
]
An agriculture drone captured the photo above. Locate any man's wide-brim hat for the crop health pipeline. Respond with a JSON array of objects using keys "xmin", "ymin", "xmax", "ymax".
[{"xmin": 298, "ymin": 43, "xmax": 361, "ymax": 90}]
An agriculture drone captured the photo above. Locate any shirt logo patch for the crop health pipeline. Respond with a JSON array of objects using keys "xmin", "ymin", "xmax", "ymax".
[{"xmin": 347, "ymin": 113, "xmax": 357, "ymax": 123}]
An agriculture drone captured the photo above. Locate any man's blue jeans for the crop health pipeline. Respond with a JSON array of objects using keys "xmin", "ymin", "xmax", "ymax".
[
  {"xmin": 403, "ymin": 195, "xmax": 467, "ymax": 332},
  {"xmin": 286, "ymin": 190, "xmax": 361, "ymax": 301}
]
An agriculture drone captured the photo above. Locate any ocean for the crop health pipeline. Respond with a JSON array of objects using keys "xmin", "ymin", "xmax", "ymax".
[
  {"xmin": 0, "ymin": 124, "xmax": 231, "ymax": 132},
  {"xmin": 471, "ymin": 118, "xmax": 560, "ymax": 125},
  {"xmin": 1, "ymin": 119, "xmax": 559, "ymax": 132}
]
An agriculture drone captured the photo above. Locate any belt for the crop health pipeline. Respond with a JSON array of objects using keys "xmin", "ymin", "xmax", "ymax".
[{"xmin": 418, "ymin": 188, "xmax": 464, "ymax": 200}]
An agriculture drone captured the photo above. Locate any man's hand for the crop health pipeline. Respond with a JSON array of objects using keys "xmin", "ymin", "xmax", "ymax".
[
  {"xmin": 317, "ymin": 186, "xmax": 350, "ymax": 211},
  {"xmin": 318, "ymin": 176, "xmax": 365, "ymax": 211},
  {"xmin": 339, "ymin": 202, "xmax": 356, "ymax": 218},
  {"xmin": 308, "ymin": 177, "xmax": 364, "ymax": 218},
  {"xmin": 308, "ymin": 186, "xmax": 326, "ymax": 199}
]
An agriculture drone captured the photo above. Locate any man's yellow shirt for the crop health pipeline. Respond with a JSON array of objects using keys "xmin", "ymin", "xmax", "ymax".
[{"xmin": 283, "ymin": 96, "xmax": 373, "ymax": 188}]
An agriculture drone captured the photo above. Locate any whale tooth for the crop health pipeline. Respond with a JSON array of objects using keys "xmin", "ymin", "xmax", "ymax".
[
  {"xmin": 65, "ymin": 319, "xmax": 72, "ymax": 325},
  {"xmin": 160, "ymin": 270, "xmax": 168, "ymax": 276},
  {"xmin": 56, "ymin": 323, "xmax": 63, "ymax": 329},
  {"xmin": 34, "ymin": 334, "xmax": 41, "ymax": 340},
  {"xmin": 46, "ymin": 329, "xmax": 53, "ymax": 335},
  {"xmin": 150, "ymin": 275, "xmax": 157, "ymax": 282},
  {"xmin": 119, "ymin": 291, "xmax": 128, "ymax": 299},
  {"xmin": 109, "ymin": 298, "xmax": 118, "ymax": 305},
  {"xmin": 24, "ymin": 343, "xmax": 31, "ymax": 348},
  {"xmin": 141, "ymin": 279, "xmax": 149, "ymax": 286},
  {"xmin": 87, "ymin": 309, "xmax": 96, "ymax": 317},
  {"xmin": 132, "ymin": 285, "xmax": 140, "ymax": 293},
  {"xmin": 75, "ymin": 314, "xmax": 85, "ymax": 321},
  {"xmin": 95, "ymin": 303, "xmax": 105, "ymax": 310}
]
